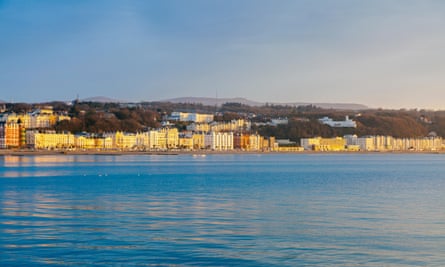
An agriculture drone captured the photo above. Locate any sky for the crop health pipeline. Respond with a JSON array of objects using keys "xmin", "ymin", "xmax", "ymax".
[{"xmin": 1, "ymin": 0, "xmax": 445, "ymax": 109}]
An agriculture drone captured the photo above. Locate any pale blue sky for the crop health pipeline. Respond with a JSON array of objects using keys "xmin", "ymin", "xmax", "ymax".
[{"xmin": 1, "ymin": 0, "xmax": 445, "ymax": 109}]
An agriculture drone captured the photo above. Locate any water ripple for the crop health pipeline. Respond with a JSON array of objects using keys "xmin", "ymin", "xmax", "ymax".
[{"xmin": 1, "ymin": 154, "xmax": 445, "ymax": 266}]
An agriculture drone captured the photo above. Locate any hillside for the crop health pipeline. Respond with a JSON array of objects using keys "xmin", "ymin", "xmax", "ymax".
[{"xmin": 3, "ymin": 101, "xmax": 443, "ymax": 140}]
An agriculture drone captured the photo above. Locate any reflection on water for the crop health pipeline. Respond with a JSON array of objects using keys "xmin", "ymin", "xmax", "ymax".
[
  {"xmin": 2, "ymin": 155, "xmax": 121, "ymax": 167},
  {"xmin": 1, "ymin": 154, "xmax": 445, "ymax": 266}
]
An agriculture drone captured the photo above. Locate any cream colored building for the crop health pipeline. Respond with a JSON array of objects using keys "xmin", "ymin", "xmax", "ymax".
[
  {"xmin": 357, "ymin": 136, "xmax": 375, "ymax": 151},
  {"xmin": 186, "ymin": 123, "xmax": 211, "ymax": 133},
  {"xmin": 210, "ymin": 119, "xmax": 251, "ymax": 132},
  {"xmin": 187, "ymin": 119, "xmax": 251, "ymax": 133},
  {"xmin": 356, "ymin": 136, "xmax": 443, "ymax": 151},
  {"xmin": 204, "ymin": 132, "xmax": 234, "ymax": 151},
  {"xmin": 26, "ymin": 131, "xmax": 75, "ymax": 149},
  {"xmin": 136, "ymin": 132, "xmax": 150, "ymax": 149}
]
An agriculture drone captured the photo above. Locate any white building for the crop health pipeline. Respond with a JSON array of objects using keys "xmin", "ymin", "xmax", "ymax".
[
  {"xmin": 357, "ymin": 136, "xmax": 375, "ymax": 151},
  {"xmin": 270, "ymin": 118, "xmax": 288, "ymax": 126},
  {"xmin": 204, "ymin": 132, "xmax": 234, "ymax": 151},
  {"xmin": 344, "ymin": 134, "xmax": 358, "ymax": 146},
  {"xmin": 170, "ymin": 112, "xmax": 214, "ymax": 123},
  {"xmin": 319, "ymin": 116, "xmax": 357, "ymax": 128}
]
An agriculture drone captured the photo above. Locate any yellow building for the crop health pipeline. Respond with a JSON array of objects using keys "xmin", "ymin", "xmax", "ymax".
[
  {"xmin": 300, "ymin": 137, "xmax": 320, "ymax": 150},
  {"xmin": 166, "ymin": 128, "xmax": 179, "ymax": 149},
  {"xmin": 248, "ymin": 134, "xmax": 262, "ymax": 151},
  {"xmin": 148, "ymin": 130, "xmax": 163, "ymax": 149},
  {"xmin": 27, "ymin": 131, "xmax": 75, "ymax": 149},
  {"xmin": 136, "ymin": 132, "xmax": 150, "ymax": 149},
  {"xmin": 276, "ymin": 146, "xmax": 304, "ymax": 152},
  {"xmin": 192, "ymin": 133, "xmax": 205, "ymax": 149},
  {"xmin": 267, "ymin": 136, "xmax": 278, "ymax": 151},
  {"xmin": 159, "ymin": 128, "xmax": 179, "ymax": 149},
  {"xmin": 5, "ymin": 109, "xmax": 70, "ymax": 130},
  {"xmin": 93, "ymin": 137, "xmax": 113, "ymax": 150},
  {"xmin": 75, "ymin": 135, "xmax": 96, "ymax": 149},
  {"xmin": 179, "ymin": 136, "xmax": 193, "ymax": 149},
  {"xmin": 301, "ymin": 137, "xmax": 346, "ymax": 151},
  {"xmin": 113, "ymin": 132, "xmax": 137, "ymax": 150},
  {"xmin": 318, "ymin": 137, "xmax": 346, "ymax": 151},
  {"xmin": 210, "ymin": 119, "xmax": 251, "ymax": 132}
]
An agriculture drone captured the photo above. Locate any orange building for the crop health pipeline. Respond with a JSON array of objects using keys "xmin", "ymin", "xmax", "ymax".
[
  {"xmin": 5, "ymin": 122, "xmax": 24, "ymax": 148},
  {"xmin": 233, "ymin": 134, "xmax": 250, "ymax": 150}
]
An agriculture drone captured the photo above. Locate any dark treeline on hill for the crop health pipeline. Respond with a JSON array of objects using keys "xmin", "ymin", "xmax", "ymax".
[
  {"xmin": 53, "ymin": 101, "xmax": 160, "ymax": 133},
  {"xmin": 4, "ymin": 101, "xmax": 445, "ymax": 139}
]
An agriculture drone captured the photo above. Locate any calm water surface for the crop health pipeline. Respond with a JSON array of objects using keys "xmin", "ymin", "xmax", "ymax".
[{"xmin": 1, "ymin": 153, "xmax": 445, "ymax": 266}]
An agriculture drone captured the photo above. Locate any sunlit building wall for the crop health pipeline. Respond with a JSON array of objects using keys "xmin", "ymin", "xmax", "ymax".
[
  {"xmin": 300, "ymin": 137, "xmax": 320, "ymax": 150},
  {"xmin": 204, "ymin": 132, "xmax": 233, "ymax": 151},
  {"xmin": 3, "ymin": 109, "xmax": 70, "ymax": 130},
  {"xmin": 186, "ymin": 123, "xmax": 211, "ymax": 132},
  {"xmin": 148, "ymin": 130, "xmax": 162, "ymax": 149},
  {"xmin": 233, "ymin": 134, "xmax": 249, "ymax": 150},
  {"xmin": 179, "ymin": 136, "xmax": 193, "ymax": 149},
  {"xmin": 166, "ymin": 128, "xmax": 179, "ymax": 149},
  {"xmin": 170, "ymin": 112, "xmax": 214, "ymax": 123},
  {"xmin": 113, "ymin": 132, "xmax": 137, "ymax": 149},
  {"xmin": 136, "ymin": 132, "xmax": 150, "ymax": 148},
  {"xmin": 94, "ymin": 137, "xmax": 113, "ymax": 150},
  {"xmin": 5, "ymin": 122, "xmax": 22, "ymax": 148},
  {"xmin": 318, "ymin": 137, "xmax": 346, "ymax": 151},
  {"xmin": 248, "ymin": 134, "xmax": 262, "ymax": 151},
  {"xmin": 75, "ymin": 136, "xmax": 96, "ymax": 149},
  {"xmin": 301, "ymin": 137, "xmax": 345, "ymax": 151},
  {"xmin": 210, "ymin": 119, "xmax": 251, "ymax": 132},
  {"xmin": 357, "ymin": 136, "xmax": 375, "ymax": 151},
  {"xmin": 26, "ymin": 131, "xmax": 74, "ymax": 149},
  {"xmin": 344, "ymin": 134, "xmax": 358, "ymax": 146},
  {"xmin": 192, "ymin": 133, "xmax": 205, "ymax": 149}
]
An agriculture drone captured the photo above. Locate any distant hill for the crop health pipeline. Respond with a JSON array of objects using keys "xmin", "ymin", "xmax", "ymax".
[
  {"xmin": 76, "ymin": 96, "xmax": 367, "ymax": 110},
  {"xmin": 294, "ymin": 102, "xmax": 368, "ymax": 110},
  {"xmin": 164, "ymin": 97, "xmax": 262, "ymax": 107},
  {"xmin": 81, "ymin": 96, "xmax": 125, "ymax": 103},
  {"xmin": 163, "ymin": 97, "xmax": 368, "ymax": 110}
]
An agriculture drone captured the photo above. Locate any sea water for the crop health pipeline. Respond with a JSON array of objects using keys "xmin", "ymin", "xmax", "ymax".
[{"xmin": 1, "ymin": 153, "xmax": 445, "ymax": 266}]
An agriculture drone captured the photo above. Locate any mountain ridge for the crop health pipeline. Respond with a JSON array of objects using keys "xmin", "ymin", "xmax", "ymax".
[
  {"xmin": 77, "ymin": 96, "xmax": 368, "ymax": 110},
  {"xmin": 163, "ymin": 97, "xmax": 368, "ymax": 110},
  {"xmin": 81, "ymin": 96, "xmax": 126, "ymax": 103}
]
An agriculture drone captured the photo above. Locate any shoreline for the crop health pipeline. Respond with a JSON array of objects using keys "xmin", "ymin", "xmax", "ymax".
[{"xmin": 0, "ymin": 149, "xmax": 444, "ymax": 156}]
